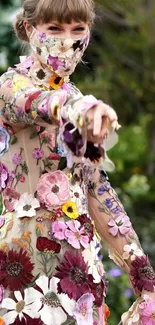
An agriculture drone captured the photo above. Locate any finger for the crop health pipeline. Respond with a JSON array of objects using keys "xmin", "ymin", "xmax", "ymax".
[
  {"xmin": 102, "ymin": 104, "xmax": 118, "ymax": 122},
  {"xmin": 93, "ymin": 107, "xmax": 102, "ymax": 136}
]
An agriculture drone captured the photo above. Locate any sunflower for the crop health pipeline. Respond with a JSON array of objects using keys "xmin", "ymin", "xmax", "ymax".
[
  {"xmin": 0, "ymin": 248, "xmax": 34, "ymax": 291},
  {"xmin": 48, "ymin": 73, "xmax": 64, "ymax": 90},
  {"xmin": 62, "ymin": 201, "xmax": 78, "ymax": 219}
]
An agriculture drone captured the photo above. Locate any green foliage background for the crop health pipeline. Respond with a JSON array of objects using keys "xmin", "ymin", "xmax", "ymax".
[{"xmin": 0, "ymin": 0, "xmax": 155, "ymax": 324}]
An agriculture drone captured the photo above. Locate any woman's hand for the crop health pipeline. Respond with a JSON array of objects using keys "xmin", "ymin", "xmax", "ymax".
[{"xmin": 86, "ymin": 102, "xmax": 121, "ymax": 144}]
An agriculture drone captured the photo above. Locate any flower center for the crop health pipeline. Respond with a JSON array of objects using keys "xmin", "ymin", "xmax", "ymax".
[
  {"xmin": 75, "ymin": 232, "xmax": 81, "ymax": 240},
  {"xmin": 84, "ymin": 222, "xmax": 91, "ymax": 234},
  {"xmin": 116, "ymin": 220, "xmax": 123, "ymax": 227},
  {"xmin": 139, "ymin": 266, "xmax": 155, "ymax": 280},
  {"xmin": 6, "ymin": 262, "xmax": 23, "ymax": 277},
  {"xmin": 67, "ymin": 207, "xmax": 73, "ymax": 213},
  {"xmin": 23, "ymin": 204, "xmax": 32, "ymax": 211},
  {"xmin": 16, "ymin": 300, "xmax": 25, "ymax": 313},
  {"xmin": 52, "ymin": 185, "xmax": 59, "ymax": 194},
  {"xmin": 70, "ymin": 266, "xmax": 86, "ymax": 284},
  {"xmin": 152, "ymin": 312, "xmax": 155, "ymax": 320},
  {"xmin": 41, "ymin": 292, "xmax": 61, "ymax": 308},
  {"xmin": 80, "ymin": 304, "xmax": 88, "ymax": 318}
]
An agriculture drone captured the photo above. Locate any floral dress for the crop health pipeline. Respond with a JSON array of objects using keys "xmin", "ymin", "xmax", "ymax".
[{"xmin": 0, "ymin": 55, "xmax": 155, "ymax": 325}]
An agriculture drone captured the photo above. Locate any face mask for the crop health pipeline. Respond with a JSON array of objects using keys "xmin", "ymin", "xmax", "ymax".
[{"xmin": 29, "ymin": 27, "xmax": 90, "ymax": 77}]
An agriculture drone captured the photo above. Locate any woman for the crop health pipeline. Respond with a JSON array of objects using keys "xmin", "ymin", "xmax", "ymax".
[{"xmin": 0, "ymin": 1, "xmax": 155, "ymax": 324}]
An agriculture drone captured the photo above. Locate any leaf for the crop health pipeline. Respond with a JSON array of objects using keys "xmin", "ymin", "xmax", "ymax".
[
  {"xmin": 62, "ymin": 320, "xmax": 76, "ymax": 325},
  {"xmin": 10, "ymin": 135, "xmax": 18, "ymax": 145},
  {"xmin": 0, "ymin": 193, "xmax": 3, "ymax": 215},
  {"xmin": 21, "ymin": 161, "xmax": 29, "ymax": 175},
  {"xmin": 30, "ymin": 130, "xmax": 38, "ymax": 139},
  {"xmin": 58, "ymin": 157, "xmax": 67, "ymax": 171}
]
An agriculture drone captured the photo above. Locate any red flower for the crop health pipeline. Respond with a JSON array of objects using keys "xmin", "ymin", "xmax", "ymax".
[
  {"xmin": 89, "ymin": 277, "xmax": 105, "ymax": 307},
  {"xmin": 78, "ymin": 214, "xmax": 94, "ymax": 242},
  {"xmin": 13, "ymin": 316, "xmax": 43, "ymax": 325},
  {"xmin": 55, "ymin": 251, "xmax": 91, "ymax": 301},
  {"xmin": 0, "ymin": 249, "xmax": 34, "ymax": 291},
  {"xmin": 19, "ymin": 176, "xmax": 25, "ymax": 183},
  {"xmin": 25, "ymin": 91, "xmax": 42, "ymax": 113},
  {"xmin": 55, "ymin": 208, "xmax": 63, "ymax": 218},
  {"xmin": 36, "ymin": 237, "xmax": 61, "ymax": 253},
  {"xmin": 48, "ymin": 153, "xmax": 61, "ymax": 161},
  {"xmin": 130, "ymin": 255, "xmax": 155, "ymax": 294}
]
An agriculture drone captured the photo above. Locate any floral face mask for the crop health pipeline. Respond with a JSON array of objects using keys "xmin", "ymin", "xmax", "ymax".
[{"xmin": 29, "ymin": 27, "xmax": 90, "ymax": 77}]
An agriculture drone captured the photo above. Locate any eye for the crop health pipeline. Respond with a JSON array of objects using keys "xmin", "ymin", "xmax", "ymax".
[
  {"xmin": 48, "ymin": 26, "xmax": 60, "ymax": 31},
  {"xmin": 74, "ymin": 27, "xmax": 85, "ymax": 32}
]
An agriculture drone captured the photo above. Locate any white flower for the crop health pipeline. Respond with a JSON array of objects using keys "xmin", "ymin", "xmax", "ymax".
[
  {"xmin": 123, "ymin": 243, "xmax": 143, "ymax": 261},
  {"xmin": 14, "ymin": 192, "xmax": 40, "ymax": 218},
  {"xmin": 2, "ymin": 289, "xmax": 40, "ymax": 324},
  {"xmin": 82, "ymin": 241, "xmax": 104, "ymax": 283},
  {"xmin": 50, "ymin": 39, "xmax": 74, "ymax": 59},
  {"xmin": 70, "ymin": 184, "xmax": 88, "ymax": 214},
  {"xmin": 29, "ymin": 275, "xmax": 76, "ymax": 325}
]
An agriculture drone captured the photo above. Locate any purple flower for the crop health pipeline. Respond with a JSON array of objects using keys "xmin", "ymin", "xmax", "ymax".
[
  {"xmin": 12, "ymin": 152, "xmax": 22, "ymax": 165},
  {"xmin": 96, "ymin": 243, "xmax": 103, "ymax": 261},
  {"xmin": 0, "ymin": 162, "xmax": 10, "ymax": 191},
  {"xmin": 32, "ymin": 148, "xmax": 44, "ymax": 160},
  {"xmin": 0, "ymin": 126, "xmax": 10, "ymax": 157},
  {"xmin": 0, "ymin": 284, "xmax": 4, "ymax": 302},
  {"xmin": 106, "ymin": 198, "xmax": 113, "ymax": 209},
  {"xmin": 22, "ymin": 56, "xmax": 34, "ymax": 69},
  {"xmin": 0, "ymin": 216, "xmax": 5, "ymax": 227},
  {"xmin": 111, "ymin": 206, "xmax": 121, "ymax": 214},
  {"xmin": 109, "ymin": 268, "xmax": 122, "ymax": 277},
  {"xmin": 63, "ymin": 122, "xmax": 84, "ymax": 156},
  {"xmin": 124, "ymin": 288, "xmax": 133, "ymax": 298},
  {"xmin": 108, "ymin": 214, "xmax": 131, "ymax": 236},
  {"xmin": 73, "ymin": 293, "xmax": 95, "ymax": 325},
  {"xmin": 98, "ymin": 183, "xmax": 111, "ymax": 195},
  {"xmin": 38, "ymin": 32, "xmax": 46, "ymax": 43},
  {"xmin": 47, "ymin": 55, "xmax": 64, "ymax": 70}
]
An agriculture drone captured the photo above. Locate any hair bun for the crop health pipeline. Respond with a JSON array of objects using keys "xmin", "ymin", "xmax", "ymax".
[{"xmin": 14, "ymin": 11, "xmax": 29, "ymax": 42}]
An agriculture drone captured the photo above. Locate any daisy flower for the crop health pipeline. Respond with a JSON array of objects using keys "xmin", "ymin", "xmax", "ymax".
[{"xmin": 14, "ymin": 193, "xmax": 40, "ymax": 218}]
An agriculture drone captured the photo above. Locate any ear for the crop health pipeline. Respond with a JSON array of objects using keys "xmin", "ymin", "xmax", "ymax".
[{"xmin": 24, "ymin": 20, "xmax": 33, "ymax": 38}]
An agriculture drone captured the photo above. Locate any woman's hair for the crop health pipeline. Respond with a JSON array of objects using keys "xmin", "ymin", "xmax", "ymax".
[{"xmin": 14, "ymin": 0, "xmax": 95, "ymax": 42}]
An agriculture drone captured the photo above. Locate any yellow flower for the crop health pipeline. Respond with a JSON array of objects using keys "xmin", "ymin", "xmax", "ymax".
[
  {"xmin": 12, "ymin": 75, "xmax": 30, "ymax": 93},
  {"xmin": 62, "ymin": 201, "xmax": 79, "ymax": 219},
  {"xmin": 67, "ymin": 173, "xmax": 72, "ymax": 181},
  {"xmin": 48, "ymin": 73, "xmax": 64, "ymax": 90},
  {"xmin": 92, "ymin": 220, "xmax": 101, "ymax": 241},
  {"xmin": 31, "ymin": 110, "xmax": 38, "ymax": 119}
]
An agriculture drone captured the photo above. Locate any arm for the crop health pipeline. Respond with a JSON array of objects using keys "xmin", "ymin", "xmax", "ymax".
[{"xmin": 88, "ymin": 168, "xmax": 155, "ymax": 325}]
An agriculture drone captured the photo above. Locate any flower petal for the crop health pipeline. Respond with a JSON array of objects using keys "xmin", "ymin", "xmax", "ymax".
[
  {"xmin": 14, "ymin": 291, "xmax": 22, "ymax": 302},
  {"xmin": 36, "ymin": 275, "xmax": 49, "ymax": 295},
  {"xmin": 59, "ymin": 293, "xmax": 76, "ymax": 316},
  {"xmin": 2, "ymin": 298, "xmax": 16, "ymax": 310},
  {"xmin": 3, "ymin": 311, "xmax": 18, "ymax": 325}
]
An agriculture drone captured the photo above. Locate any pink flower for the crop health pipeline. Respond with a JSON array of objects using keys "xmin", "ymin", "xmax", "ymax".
[
  {"xmin": 38, "ymin": 97, "xmax": 49, "ymax": 115},
  {"xmin": 65, "ymin": 220, "xmax": 89, "ymax": 249},
  {"xmin": 36, "ymin": 125, "xmax": 41, "ymax": 132},
  {"xmin": 39, "ymin": 130, "xmax": 48, "ymax": 139},
  {"xmin": 52, "ymin": 221, "xmax": 67, "ymax": 240},
  {"xmin": 4, "ymin": 187, "xmax": 20, "ymax": 212},
  {"xmin": 48, "ymin": 133, "xmax": 55, "ymax": 149},
  {"xmin": 0, "ymin": 284, "xmax": 4, "ymax": 302},
  {"xmin": 19, "ymin": 175, "xmax": 25, "ymax": 183},
  {"xmin": 73, "ymin": 293, "xmax": 95, "ymax": 325},
  {"xmin": 36, "ymin": 170, "xmax": 70, "ymax": 209},
  {"xmin": 47, "ymin": 56, "xmax": 64, "ymax": 70},
  {"xmin": 141, "ymin": 297, "xmax": 155, "ymax": 325},
  {"xmin": 108, "ymin": 214, "xmax": 131, "ymax": 236},
  {"xmin": 32, "ymin": 148, "xmax": 44, "ymax": 159},
  {"xmin": 12, "ymin": 152, "xmax": 22, "ymax": 165}
]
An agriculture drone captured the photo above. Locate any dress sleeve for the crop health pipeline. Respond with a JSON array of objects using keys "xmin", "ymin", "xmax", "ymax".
[
  {"xmin": 87, "ymin": 168, "xmax": 155, "ymax": 325},
  {"xmin": 0, "ymin": 69, "xmax": 68, "ymax": 125},
  {"xmin": 0, "ymin": 69, "xmax": 100, "ymax": 168}
]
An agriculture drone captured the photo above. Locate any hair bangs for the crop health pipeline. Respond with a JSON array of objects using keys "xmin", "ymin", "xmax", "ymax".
[{"xmin": 35, "ymin": 0, "xmax": 94, "ymax": 24}]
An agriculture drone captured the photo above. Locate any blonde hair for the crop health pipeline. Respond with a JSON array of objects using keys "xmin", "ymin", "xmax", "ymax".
[{"xmin": 14, "ymin": 0, "xmax": 95, "ymax": 42}]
